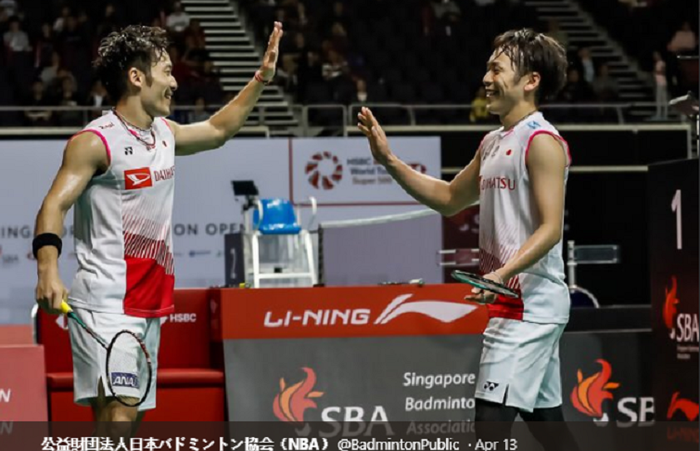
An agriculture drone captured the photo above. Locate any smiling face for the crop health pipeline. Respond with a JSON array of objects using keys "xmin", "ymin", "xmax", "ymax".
[
  {"xmin": 131, "ymin": 51, "xmax": 178, "ymax": 117},
  {"xmin": 482, "ymin": 48, "xmax": 540, "ymax": 116}
]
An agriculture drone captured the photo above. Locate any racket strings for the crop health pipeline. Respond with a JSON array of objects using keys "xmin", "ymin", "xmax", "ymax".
[{"xmin": 107, "ymin": 332, "xmax": 149, "ymax": 406}]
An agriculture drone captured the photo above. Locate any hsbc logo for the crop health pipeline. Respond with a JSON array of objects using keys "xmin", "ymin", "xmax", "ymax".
[
  {"xmin": 160, "ymin": 313, "xmax": 197, "ymax": 325},
  {"xmin": 124, "ymin": 168, "xmax": 153, "ymax": 190},
  {"xmin": 264, "ymin": 294, "xmax": 478, "ymax": 328}
]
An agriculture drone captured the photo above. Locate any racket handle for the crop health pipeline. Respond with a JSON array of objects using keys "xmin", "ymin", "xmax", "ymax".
[{"xmin": 60, "ymin": 300, "xmax": 73, "ymax": 315}]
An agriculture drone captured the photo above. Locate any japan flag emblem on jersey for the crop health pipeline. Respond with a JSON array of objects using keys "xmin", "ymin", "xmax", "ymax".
[{"xmin": 124, "ymin": 167, "xmax": 153, "ymax": 190}]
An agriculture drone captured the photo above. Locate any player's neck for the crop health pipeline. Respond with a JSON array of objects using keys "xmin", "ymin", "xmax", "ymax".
[
  {"xmin": 114, "ymin": 98, "xmax": 154, "ymax": 130},
  {"xmin": 500, "ymin": 102, "xmax": 538, "ymax": 131}
]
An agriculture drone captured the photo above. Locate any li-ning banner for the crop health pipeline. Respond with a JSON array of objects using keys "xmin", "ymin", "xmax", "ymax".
[
  {"xmin": 0, "ymin": 138, "xmax": 440, "ymax": 324},
  {"xmin": 215, "ymin": 286, "xmax": 652, "ymax": 431}
]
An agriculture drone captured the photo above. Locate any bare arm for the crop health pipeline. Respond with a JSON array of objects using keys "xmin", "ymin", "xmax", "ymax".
[
  {"xmin": 358, "ymin": 107, "xmax": 480, "ymax": 216},
  {"xmin": 495, "ymin": 133, "xmax": 568, "ymax": 282},
  {"xmin": 169, "ymin": 22, "xmax": 283, "ymax": 156},
  {"xmin": 35, "ymin": 131, "xmax": 108, "ymax": 311}
]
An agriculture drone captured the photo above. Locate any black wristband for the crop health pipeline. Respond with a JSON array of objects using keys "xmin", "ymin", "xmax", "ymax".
[{"xmin": 33, "ymin": 233, "xmax": 62, "ymax": 259}]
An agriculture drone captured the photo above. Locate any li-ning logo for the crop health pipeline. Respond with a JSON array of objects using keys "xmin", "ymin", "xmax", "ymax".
[
  {"xmin": 264, "ymin": 294, "xmax": 478, "ymax": 328},
  {"xmin": 571, "ymin": 359, "xmax": 619, "ymax": 421},
  {"xmin": 273, "ymin": 367, "xmax": 324, "ymax": 422},
  {"xmin": 306, "ymin": 151, "xmax": 343, "ymax": 190},
  {"xmin": 111, "ymin": 372, "xmax": 139, "ymax": 389},
  {"xmin": 667, "ymin": 392, "xmax": 699, "ymax": 421},
  {"xmin": 124, "ymin": 168, "xmax": 152, "ymax": 190}
]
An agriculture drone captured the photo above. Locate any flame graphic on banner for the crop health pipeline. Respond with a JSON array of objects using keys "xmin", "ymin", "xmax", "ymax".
[
  {"xmin": 273, "ymin": 368, "xmax": 324, "ymax": 422},
  {"xmin": 571, "ymin": 359, "xmax": 619, "ymax": 420},
  {"xmin": 664, "ymin": 276, "xmax": 679, "ymax": 331},
  {"xmin": 667, "ymin": 392, "xmax": 700, "ymax": 421}
]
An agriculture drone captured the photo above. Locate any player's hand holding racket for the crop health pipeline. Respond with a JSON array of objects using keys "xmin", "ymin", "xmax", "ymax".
[
  {"xmin": 60, "ymin": 300, "xmax": 153, "ymax": 407},
  {"xmin": 452, "ymin": 270, "xmax": 519, "ymax": 304},
  {"xmin": 35, "ymin": 270, "xmax": 68, "ymax": 315}
]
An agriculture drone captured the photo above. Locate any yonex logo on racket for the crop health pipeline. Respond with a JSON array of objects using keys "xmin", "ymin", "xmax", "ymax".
[{"xmin": 111, "ymin": 372, "xmax": 140, "ymax": 389}]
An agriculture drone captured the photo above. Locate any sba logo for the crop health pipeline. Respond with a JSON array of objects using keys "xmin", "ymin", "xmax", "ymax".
[{"xmin": 111, "ymin": 372, "xmax": 139, "ymax": 389}]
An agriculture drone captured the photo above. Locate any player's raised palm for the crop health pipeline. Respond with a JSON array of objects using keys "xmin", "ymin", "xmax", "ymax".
[
  {"xmin": 357, "ymin": 107, "xmax": 392, "ymax": 166},
  {"xmin": 258, "ymin": 22, "xmax": 283, "ymax": 81}
]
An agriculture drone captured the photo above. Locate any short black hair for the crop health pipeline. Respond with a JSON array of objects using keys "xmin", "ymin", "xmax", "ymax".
[
  {"xmin": 492, "ymin": 28, "xmax": 568, "ymax": 103},
  {"xmin": 93, "ymin": 25, "xmax": 170, "ymax": 101}
]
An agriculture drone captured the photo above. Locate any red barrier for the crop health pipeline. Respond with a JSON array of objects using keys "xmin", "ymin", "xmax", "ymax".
[
  {"xmin": 211, "ymin": 284, "xmax": 489, "ymax": 340},
  {"xmin": 0, "ymin": 345, "xmax": 48, "ymax": 420},
  {"xmin": 0, "ymin": 325, "xmax": 32, "ymax": 345}
]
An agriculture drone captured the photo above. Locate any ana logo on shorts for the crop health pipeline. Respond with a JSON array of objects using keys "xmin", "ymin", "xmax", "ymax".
[
  {"xmin": 306, "ymin": 152, "xmax": 342, "ymax": 190},
  {"xmin": 111, "ymin": 372, "xmax": 140, "ymax": 389},
  {"xmin": 571, "ymin": 359, "xmax": 619, "ymax": 422},
  {"xmin": 273, "ymin": 367, "xmax": 324, "ymax": 422}
]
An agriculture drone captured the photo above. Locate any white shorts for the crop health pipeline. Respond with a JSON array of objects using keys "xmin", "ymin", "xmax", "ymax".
[
  {"xmin": 474, "ymin": 317, "xmax": 565, "ymax": 413},
  {"xmin": 68, "ymin": 308, "xmax": 161, "ymax": 411}
]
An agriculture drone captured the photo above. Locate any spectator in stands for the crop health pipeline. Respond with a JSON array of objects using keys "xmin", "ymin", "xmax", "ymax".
[
  {"xmin": 324, "ymin": 2, "xmax": 349, "ymax": 34},
  {"xmin": 39, "ymin": 51, "xmax": 61, "ymax": 85},
  {"xmin": 190, "ymin": 97, "xmax": 210, "ymax": 122},
  {"xmin": 430, "ymin": 0, "xmax": 462, "ymax": 37},
  {"xmin": 34, "ymin": 23, "xmax": 56, "ymax": 69},
  {"xmin": 23, "ymin": 79, "xmax": 53, "ymax": 126},
  {"xmin": 198, "ymin": 59, "xmax": 224, "ymax": 105},
  {"xmin": 76, "ymin": 9, "xmax": 94, "ymax": 40},
  {"xmin": 591, "ymin": 64, "xmax": 619, "ymax": 102},
  {"xmin": 575, "ymin": 47, "xmax": 596, "ymax": 85},
  {"xmin": 4, "ymin": 17, "xmax": 31, "ymax": 53},
  {"xmin": 184, "ymin": 19, "xmax": 206, "ymax": 48},
  {"xmin": 96, "ymin": 4, "xmax": 120, "ymax": 40},
  {"xmin": 0, "ymin": 0, "xmax": 16, "ymax": 18},
  {"xmin": 652, "ymin": 51, "xmax": 668, "ymax": 119},
  {"xmin": 275, "ymin": 56, "xmax": 298, "ymax": 93},
  {"xmin": 545, "ymin": 19, "xmax": 568, "ymax": 51},
  {"xmin": 667, "ymin": 21, "xmax": 697, "ymax": 55},
  {"xmin": 353, "ymin": 78, "xmax": 369, "ymax": 104},
  {"xmin": 558, "ymin": 68, "xmax": 594, "ymax": 103},
  {"xmin": 183, "ymin": 34, "xmax": 209, "ymax": 72},
  {"xmin": 53, "ymin": 6, "xmax": 71, "ymax": 34},
  {"xmin": 48, "ymin": 67, "xmax": 77, "ymax": 100},
  {"xmin": 166, "ymin": 1, "xmax": 190, "ymax": 34},
  {"xmin": 296, "ymin": 49, "xmax": 323, "ymax": 102},
  {"xmin": 0, "ymin": 7, "xmax": 9, "ymax": 38},
  {"xmin": 322, "ymin": 49, "xmax": 349, "ymax": 82},
  {"xmin": 469, "ymin": 87, "xmax": 490, "ymax": 123},
  {"xmin": 56, "ymin": 76, "xmax": 82, "ymax": 125},
  {"xmin": 329, "ymin": 22, "xmax": 350, "ymax": 56},
  {"xmin": 85, "ymin": 79, "xmax": 111, "ymax": 110}
]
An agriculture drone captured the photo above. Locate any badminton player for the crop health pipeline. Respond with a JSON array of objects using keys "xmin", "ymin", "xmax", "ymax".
[
  {"xmin": 33, "ymin": 22, "xmax": 282, "ymax": 431},
  {"xmin": 359, "ymin": 29, "xmax": 579, "ymax": 450}
]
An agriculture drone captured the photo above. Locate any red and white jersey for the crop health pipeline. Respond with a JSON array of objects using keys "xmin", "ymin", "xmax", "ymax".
[
  {"xmin": 478, "ymin": 112, "xmax": 571, "ymax": 324},
  {"xmin": 68, "ymin": 111, "xmax": 176, "ymax": 318}
]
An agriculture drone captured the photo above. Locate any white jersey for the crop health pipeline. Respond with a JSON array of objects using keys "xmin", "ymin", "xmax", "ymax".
[
  {"xmin": 68, "ymin": 111, "xmax": 176, "ymax": 318},
  {"xmin": 478, "ymin": 112, "xmax": 571, "ymax": 324}
]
